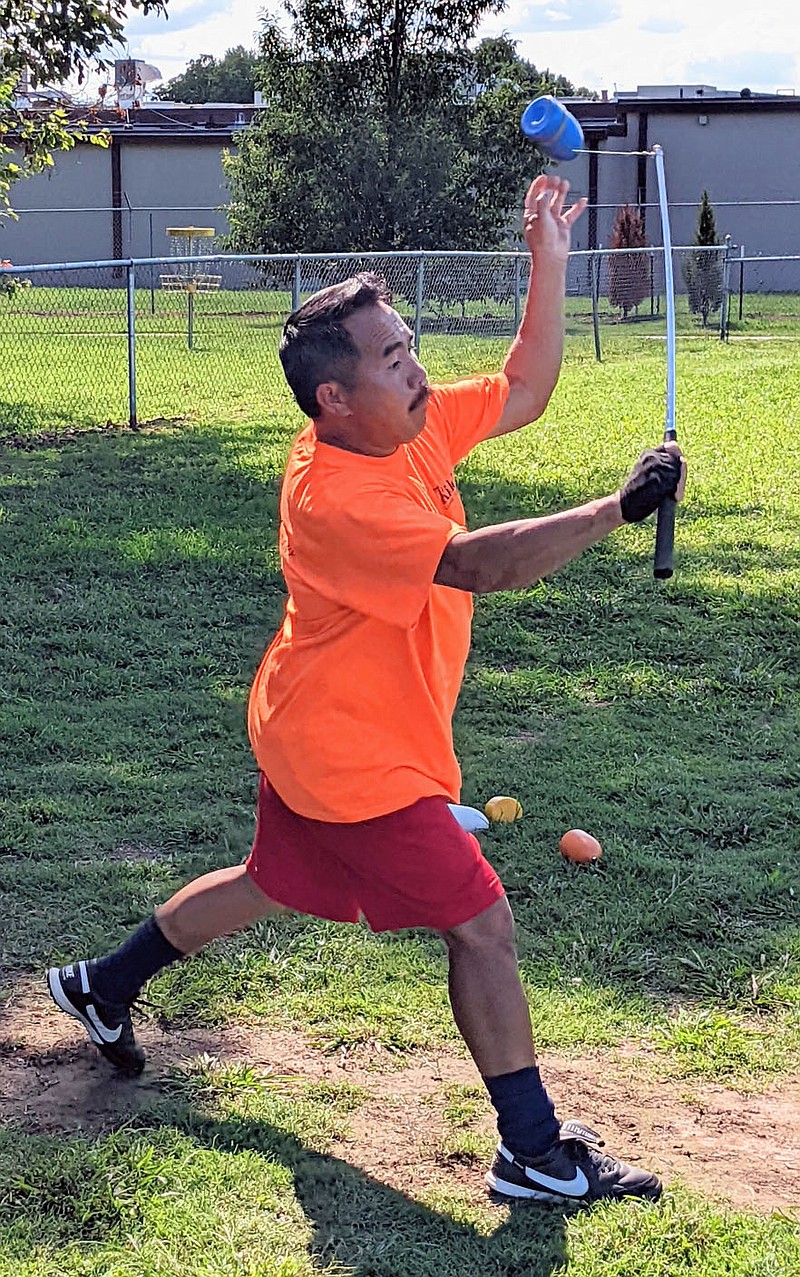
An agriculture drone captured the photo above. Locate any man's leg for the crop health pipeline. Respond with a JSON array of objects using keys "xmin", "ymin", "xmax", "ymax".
[
  {"xmin": 156, "ymin": 863, "xmax": 287, "ymax": 954},
  {"xmin": 48, "ymin": 864, "xmax": 285, "ymax": 1074},
  {"xmin": 443, "ymin": 895, "xmax": 536, "ymax": 1077},
  {"xmin": 442, "ymin": 896, "xmax": 559, "ymax": 1156},
  {"xmin": 441, "ymin": 896, "xmax": 662, "ymax": 1204}
]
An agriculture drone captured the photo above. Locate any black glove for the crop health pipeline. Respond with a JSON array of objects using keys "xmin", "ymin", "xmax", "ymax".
[{"xmin": 620, "ymin": 446, "xmax": 683, "ymax": 523}]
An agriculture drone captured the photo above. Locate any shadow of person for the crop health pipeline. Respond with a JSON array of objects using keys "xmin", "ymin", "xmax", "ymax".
[{"xmin": 144, "ymin": 1103, "xmax": 569, "ymax": 1277}]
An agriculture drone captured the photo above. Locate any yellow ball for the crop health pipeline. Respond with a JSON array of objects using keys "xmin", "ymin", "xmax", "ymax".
[{"xmin": 484, "ymin": 795, "xmax": 523, "ymax": 823}]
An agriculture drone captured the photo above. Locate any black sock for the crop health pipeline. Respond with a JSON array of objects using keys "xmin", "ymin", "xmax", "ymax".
[
  {"xmin": 89, "ymin": 915, "xmax": 184, "ymax": 1006},
  {"xmin": 484, "ymin": 1065, "xmax": 560, "ymax": 1158}
]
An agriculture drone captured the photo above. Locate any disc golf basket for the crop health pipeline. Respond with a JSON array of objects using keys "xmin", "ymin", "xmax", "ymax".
[{"xmin": 159, "ymin": 227, "xmax": 222, "ymax": 349}]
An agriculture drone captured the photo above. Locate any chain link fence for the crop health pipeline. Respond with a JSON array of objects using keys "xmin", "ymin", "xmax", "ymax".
[{"xmin": 2, "ymin": 246, "xmax": 800, "ymax": 432}]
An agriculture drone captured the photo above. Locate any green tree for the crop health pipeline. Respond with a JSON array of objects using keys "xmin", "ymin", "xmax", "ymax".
[
  {"xmin": 683, "ymin": 189, "xmax": 723, "ymax": 326},
  {"xmin": 607, "ymin": 204, "xmax": 650, "ymax": 319},
  {"xmin": 223, "ymin": 7, "xmax": 582, "ymax": 254},
  {"xmin": 0, "ymin": 0, "xmax": 167, "ymax": 218},
  {"xmin": 155, "ymin": 47, "xmax": 258, "ymax": 103},
  {"xmin": 472, "ymin": 36, "xmax": 596, "ymax": 99}
]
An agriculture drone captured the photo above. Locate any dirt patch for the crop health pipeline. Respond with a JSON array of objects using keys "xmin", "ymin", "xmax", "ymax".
[
  {"xmin": 727, "ymin": 334, "xmax": 798, "ymax": 342},
  {"xmin": 2, "ymin": 978, "xmax": 799, "ymax": 1215},
  {"xmin": 76, "ymin": 842, "xmax": 174, "ymax": 865},
  {"xmin": 0, "ymin": 418, "xmax": 183, "ymax": 450}
]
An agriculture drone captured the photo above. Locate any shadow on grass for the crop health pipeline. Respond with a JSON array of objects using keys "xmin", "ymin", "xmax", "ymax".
[
  {"xmin": 172, "ymin": 1109, "xmax": 569, "ymax": 1277},
  {"xmin": 0, "ymin": 399, "xmax": 110, "ymax": 435},
  {"xmin": 0, "ymin": 1079, "xmax": 570, "ymax": 1277}
]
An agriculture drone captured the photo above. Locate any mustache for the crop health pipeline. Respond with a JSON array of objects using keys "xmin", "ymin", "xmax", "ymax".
[{"xmin": 410, "ymin": 386, "xmax": 430, "ymax": 412}]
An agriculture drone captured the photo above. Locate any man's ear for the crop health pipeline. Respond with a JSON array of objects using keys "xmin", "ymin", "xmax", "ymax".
[{"xmin": 316, "ymin": 380, "xmax": 353, "ymax": 417}]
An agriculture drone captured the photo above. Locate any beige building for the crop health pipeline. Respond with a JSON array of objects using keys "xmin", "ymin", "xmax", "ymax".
[
  {"xmin": 566, "ymin": 85, "xmax": 800, "ymax": 264},
  {"xmin": 3, "ymin": 87, "xmax": 799, "ymax": 278},
  {"xmin": 3, "ymin": 102, "xmax": 256, "ymax": 266}
]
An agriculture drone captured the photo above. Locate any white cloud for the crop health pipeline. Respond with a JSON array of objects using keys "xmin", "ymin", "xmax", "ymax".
[
  {"xmin": 114, "ymin": 0, "xmax": 799, "ymax": 96},
  {"xmin": 638, "ymin": 18, "xmax": 685, "ymax": 36},
  {"xmin": 488, "ymin": 0, "xmax": 800, "ymax": 94},
  {"xmin": 119, "ymin": 0, "xmax": 265, "ymax": 78}
]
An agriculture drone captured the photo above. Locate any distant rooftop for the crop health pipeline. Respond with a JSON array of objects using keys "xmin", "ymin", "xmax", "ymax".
[
  {"xmin": 619, "ymin": 84, "xmax": 725, "ymax": 99},
  {"xmin": 14, "ymin": 81, "xmax": 799, "ymax": 145},
  {"xmin": 616, "ymin": 84, "xmax": 796, "ymax": 101}
]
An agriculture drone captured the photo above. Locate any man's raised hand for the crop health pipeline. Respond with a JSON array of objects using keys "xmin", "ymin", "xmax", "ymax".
[{"xmin": 522, "ymin": 174, "xmax": 587, "ymax": 264}]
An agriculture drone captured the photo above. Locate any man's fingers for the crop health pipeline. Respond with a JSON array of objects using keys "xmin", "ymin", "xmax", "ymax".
[
  {"xmin": 525, "ymin": 178, "xmax": 585, "ymax": 228},
  {"xmin": 524, "ymin": 174, "xmax": 549, "ymax": 208},
  {"xmin": 547, "ymin": 177, "xmax": 570, "ymax": 211},
  {"xmin": 620, "ymin": 444, "xmax": 687, "ymax": 523},
  {"xmin": 548, "ymin": 184, "xmax": 566, "ymax": 219},
  {"xmin": 664, "ymin": 442, "xmax": 687, "ymax": 502},
  {"xmin": 563, "ymin": 197, "xmax": 588, "ymax": 226},
  {"xmin": 525, "ymin": 173, "xmax": 569, "ymax": 209}
]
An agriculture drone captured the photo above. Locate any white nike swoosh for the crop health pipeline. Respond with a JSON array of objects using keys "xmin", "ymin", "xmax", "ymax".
[
  {"xmin": 499, "ymin": 1143, "xmax": 590, "ymax": 1198},
  {"xmin": 523, "ymin": 1164, "xmax": 590, "ymax": 1197},
  {"xmin": 86, "ymin": 1004, "xmax": 123, "ymax": 1044}
]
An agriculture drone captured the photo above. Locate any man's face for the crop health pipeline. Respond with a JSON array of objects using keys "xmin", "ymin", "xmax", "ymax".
[{"xmin": 339, "ymin": 303, "xmax": 430, "ymax": 453}]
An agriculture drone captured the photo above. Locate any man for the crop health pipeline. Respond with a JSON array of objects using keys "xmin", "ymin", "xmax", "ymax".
[{"xmin": 48, "ymin": 175, "xmax": 684, "ymax": 1205}]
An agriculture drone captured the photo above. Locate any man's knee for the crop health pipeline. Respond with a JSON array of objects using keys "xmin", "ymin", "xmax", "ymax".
[{"xmin": 441, "ymin": 895, "xmax": 517, "ymax": 955}]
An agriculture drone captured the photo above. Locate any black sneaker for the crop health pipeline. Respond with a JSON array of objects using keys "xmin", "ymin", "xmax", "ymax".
[
  {"xmin": 486, "ymin": 1119, "xmax": 662, "ymax": 1204},
  {"xmin": 46, "ymin": 961, "xmax": 145, "ymax": 1076}
]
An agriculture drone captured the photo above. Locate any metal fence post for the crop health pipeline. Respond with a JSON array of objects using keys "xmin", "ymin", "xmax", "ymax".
[
  {"xmin": 513, "ymin": 253, "xmax": 522, "ymax": 330},
  {"xmin": 738, "ymin": 243, "xmax": 745, "ymax": 321},
  {"xmin": 414, "ymin": 253, "xmax": 424, "ymax": 353},
  {"xmin": 149, "ymin": 211, "xmax": 156, "ymax": 316},
  {"xmin": 720, "ymin": 234, "xmax": 731, "ymax": 341},
  {"xmin": 591, "ymin": 247, "xmax": 602, "ymax": 362},
  {"xmin": 292, "ymin": 257, "xmax": 301, "ymax": 312},
  {"xmin": 126, "ymin": 261, "xmax": 138, "ymax": 429}
]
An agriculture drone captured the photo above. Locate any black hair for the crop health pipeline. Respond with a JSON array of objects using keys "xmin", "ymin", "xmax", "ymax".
[{"xmin": 279, "ymin": 272, "xmax": 392, "ymax": 419}]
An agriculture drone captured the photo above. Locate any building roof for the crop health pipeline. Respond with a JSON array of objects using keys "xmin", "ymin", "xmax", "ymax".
[
  {"xmin": 52, "ymin": 102, "xmax": 262, "ymax": 141},
  {"xmin": 21, "ymin": 84, "xmax": 797, "ymax": 148},
  {"xmin": 567, "ymin": 84, "xmax": 800, "ymax": 138}
]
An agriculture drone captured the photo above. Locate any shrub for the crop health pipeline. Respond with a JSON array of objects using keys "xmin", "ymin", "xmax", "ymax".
[
  {"xmin": 607, "ymin": 204, "xmax": 650, "ymax": 319},
  {"xmin": 683, "ymin": 190, "xmax": 724, "ymax": 326}
]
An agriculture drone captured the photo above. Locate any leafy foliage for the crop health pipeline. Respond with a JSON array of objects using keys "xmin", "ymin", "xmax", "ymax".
[
  {"xmin": 0, "ymin": 0, "xmax": 167, "ymax": 216},
  {"xmin": 155, "ymin": 47, "xmax": 259, "ymax": 104},
  {"xmin": 683, "ymin": 189, "xmax": 724, "ymax": 326},
  {"xmin": 2, "ymin": 0, "xmax": 166, "ymax": 85},
  {"xmin": 0, "ymin": 255, "xmax": 31, "ymax": 296},
  {"xmin": 607, "ymin": 204, "xmax": 650, "ymax": 319},
  {"xmin": 223, "ymin": 9, "xmax": 584, "ymax": 253}
]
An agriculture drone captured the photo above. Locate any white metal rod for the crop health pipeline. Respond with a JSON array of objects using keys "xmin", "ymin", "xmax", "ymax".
[{"xmin": 653, "ymin": 145, "xmax": 676, "ymax": 439}]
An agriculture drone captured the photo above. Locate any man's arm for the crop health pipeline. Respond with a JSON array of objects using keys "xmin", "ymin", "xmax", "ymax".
[
  {"xmin": 435, "ymin": 496, "xmax": 623, "ymax": 593},
  {"xmin": 434, "ymin": 445, "xmax": 686, "ymax": 594},
  {"xmin": 487, "ymin": 175, "xmax": 587, "ymax": 440}
]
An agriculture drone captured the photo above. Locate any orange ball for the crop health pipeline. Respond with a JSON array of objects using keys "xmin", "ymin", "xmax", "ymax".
[{"xmin": 559, "ymin": 828, "xmax": 602, "ymax": 863}]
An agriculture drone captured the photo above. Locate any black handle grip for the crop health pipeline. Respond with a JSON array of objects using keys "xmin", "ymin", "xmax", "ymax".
[{"xmin": 654, "ymin": 496, "xmax": 676, "ymax": 579}]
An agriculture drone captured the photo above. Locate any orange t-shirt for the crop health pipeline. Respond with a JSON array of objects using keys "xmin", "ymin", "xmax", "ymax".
[{"xmin": 247, "ymin": 372, "xmax": 510, "ymax": 821}]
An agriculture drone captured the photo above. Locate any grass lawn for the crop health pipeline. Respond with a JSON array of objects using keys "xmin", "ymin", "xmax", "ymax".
[{"xmin": 1, "ymin": 326, "xmax": 799, "ymax": 1273}]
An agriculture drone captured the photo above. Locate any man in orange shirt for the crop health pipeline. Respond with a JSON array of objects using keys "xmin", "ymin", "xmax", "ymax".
[{"xmin": 48, "ymin": 174, "xmax": 684, "ymax": 1205}]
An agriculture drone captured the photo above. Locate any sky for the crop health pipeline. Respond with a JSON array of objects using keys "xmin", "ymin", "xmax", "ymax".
[{"xmin": 112, "ymin": 0, "xmax": 799, "ymax": 100}]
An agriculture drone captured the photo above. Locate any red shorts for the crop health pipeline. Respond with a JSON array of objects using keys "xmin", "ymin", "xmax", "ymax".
[{"xmin": 245, "ymin": 774, "xmax": 504, "ymax": 932}]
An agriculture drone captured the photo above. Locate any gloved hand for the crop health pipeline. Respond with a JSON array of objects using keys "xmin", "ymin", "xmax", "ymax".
[{"xmin": 619, "ymin": 444, "xmax": 685, "ymax": 523}]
